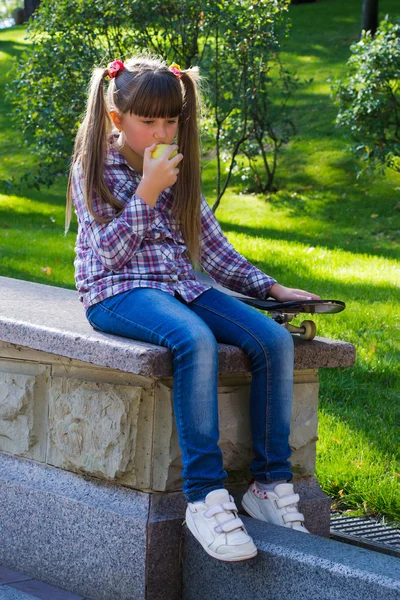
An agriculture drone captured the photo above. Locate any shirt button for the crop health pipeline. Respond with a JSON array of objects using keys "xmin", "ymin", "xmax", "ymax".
[
  {"xmin": 171, "ymin": 274, "xmax": 178, "ymax": 281},
  {"xmin": 154, "ymin": 232, "xmax": 161, "ymax": 239}
]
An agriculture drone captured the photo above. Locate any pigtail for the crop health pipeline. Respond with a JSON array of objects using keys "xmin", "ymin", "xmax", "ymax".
[
  {"xmin": 173, "ymin": 68, "xmax": 202, "ymax": 268},
  {"xmin": 65, "ymin": 67, "xmax": 124, "ymax": 234}
]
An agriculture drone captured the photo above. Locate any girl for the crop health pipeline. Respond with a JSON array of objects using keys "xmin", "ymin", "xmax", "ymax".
[{"xmin": 66, "ymin": 55, "xmax": 320, "ymax": 563}]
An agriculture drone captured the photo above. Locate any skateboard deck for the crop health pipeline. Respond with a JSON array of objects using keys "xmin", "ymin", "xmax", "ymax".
[{"xmin": 194, "ymin": 271, "xmax": 345, "ymax": 340}]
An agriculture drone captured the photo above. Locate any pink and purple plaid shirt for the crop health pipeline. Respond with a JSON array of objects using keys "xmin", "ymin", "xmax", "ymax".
[{"xmin": 71, "ymin": 139, "xmax": 277, "ymax": 311}]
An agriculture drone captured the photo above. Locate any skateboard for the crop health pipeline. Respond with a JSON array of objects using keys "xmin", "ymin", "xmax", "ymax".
[{"xmin": 195, "ymin": 271, "xmax": 345, "ymax": 340}]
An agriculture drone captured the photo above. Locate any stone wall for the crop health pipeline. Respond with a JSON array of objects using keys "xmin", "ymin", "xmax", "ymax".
[{"xmin": 0, "ymin": 341, "xmax": 319, "ymax": 492}]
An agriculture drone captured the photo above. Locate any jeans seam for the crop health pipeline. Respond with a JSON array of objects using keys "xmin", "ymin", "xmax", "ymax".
[
  {"xmin": 86, "ymin": 314, "xmax": 106, "ymax": 333},
  {"xmin": 193, "ymin": 300, "xmax": 272, "ymax": 473},
  {"xmin": 92, "ymin": 301, "xmax": 180, "ymax": 354}
]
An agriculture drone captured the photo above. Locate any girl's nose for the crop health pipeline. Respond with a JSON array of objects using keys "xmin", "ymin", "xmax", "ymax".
[{"xmin": 154, "ymin": 125, "xmax": 167, "ymax": 142}]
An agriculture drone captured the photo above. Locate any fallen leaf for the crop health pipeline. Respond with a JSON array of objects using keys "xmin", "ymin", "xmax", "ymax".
[
  {"xmin": 41, "ymin": 267, "xmax": 52, "ymax": 275},
  {"xmin": 370, "ymin": 213, "xmax": 378, "ymax": 218}
]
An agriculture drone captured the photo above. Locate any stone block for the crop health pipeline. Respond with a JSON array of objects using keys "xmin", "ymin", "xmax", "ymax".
[
  {"xmin": 0, "ymin": 453, "xmax": 148, "ymax": 600},
  {"xmin": 152, "ymin": 372, "xmax": 319, "ymax": 492},
  {"xmin": 0, "ymin": 453, "xmax": 185, "ymax": 600},
  {"xmin": 183, "ymin": 516, "xmax": 400, "ymax": 600},
  {"xmin": 47, "ymin": 377, "xmax": 153, "ymax": 488},
  {"xmin": 0, "ymin": 359, "xmax": 49, "ymax": 461},
  {"xmin": 0, "ymin": 276, "xmax": 356, "ymax": 377}
]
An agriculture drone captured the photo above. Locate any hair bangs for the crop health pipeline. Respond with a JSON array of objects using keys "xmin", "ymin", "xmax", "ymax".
[{"xmin": 129, "ymin": 72, "xmax": 183, "ymax": 118}]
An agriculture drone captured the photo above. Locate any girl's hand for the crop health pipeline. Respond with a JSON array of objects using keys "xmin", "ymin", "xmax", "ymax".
[
  {"xmin": 145, "ymin": 143, "xmax": 183, "ymax": 188},
  {"xmin": 136, "ymin": 144, "xmax": 183, "ymax": 208},
  {"xmin": 268, "ymin": 283, "xmax": 321, "ymax": 302}
]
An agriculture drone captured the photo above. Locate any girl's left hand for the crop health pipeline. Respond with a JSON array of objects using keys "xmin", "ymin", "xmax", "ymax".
[{"xmin": 268, "ymin": 283, "xmax": 320, "ymax": 302}]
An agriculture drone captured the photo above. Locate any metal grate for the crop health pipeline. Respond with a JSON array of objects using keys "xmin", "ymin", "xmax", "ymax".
[{"xmin": 330, "ymin": 515, "xmax": 400, "ymax": 558}]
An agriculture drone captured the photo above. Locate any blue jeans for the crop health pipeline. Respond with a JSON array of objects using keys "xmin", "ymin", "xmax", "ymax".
[{"xmin": 86, "ymin": 287, "xmax": 294, "ymax": 502}]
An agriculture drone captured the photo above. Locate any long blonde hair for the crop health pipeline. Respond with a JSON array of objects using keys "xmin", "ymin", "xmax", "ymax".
[{"xmin": 66, "ymin": 56, "xmax": 202, "ymax": 266}]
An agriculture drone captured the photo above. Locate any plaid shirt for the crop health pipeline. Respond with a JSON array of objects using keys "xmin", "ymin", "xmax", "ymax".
[{"xmin": 71, "ymin": 139, "xmax": 276, "ymax": 311}]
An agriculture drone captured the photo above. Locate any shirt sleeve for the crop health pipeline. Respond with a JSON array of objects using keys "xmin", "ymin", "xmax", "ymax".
[
  {"xmin": 71, "ymin": 161, "xmax": 157, "ymax": 271},
  {"xmin": 200, "ymin": 195, "xmax": 277, "ymax": 299}
]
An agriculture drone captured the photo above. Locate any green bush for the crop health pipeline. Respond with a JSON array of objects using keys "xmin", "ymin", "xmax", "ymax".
[{"xmin": 333, "ymin": 16, "xmax": 400, "ymax": 176}]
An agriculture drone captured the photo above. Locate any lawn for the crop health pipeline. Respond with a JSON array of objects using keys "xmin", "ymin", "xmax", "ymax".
[{"xmin": 0, "ymin": 0, "xmax": 399, "ymax": 522}]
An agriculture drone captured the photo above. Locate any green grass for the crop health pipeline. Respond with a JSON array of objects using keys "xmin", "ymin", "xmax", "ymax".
[{"xmin": 1, "ymin": 1, "xmax": 399, "ymax": 522}]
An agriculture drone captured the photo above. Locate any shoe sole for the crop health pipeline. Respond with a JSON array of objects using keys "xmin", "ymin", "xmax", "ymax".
[{"xmin": 185, "ymin": 511, "xmax": 258, "ymax": 562}]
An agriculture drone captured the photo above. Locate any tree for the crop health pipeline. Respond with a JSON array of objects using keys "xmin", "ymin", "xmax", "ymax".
[
  {"xmin": 361, "ymin": 0, "xmax": 379, "ymax": 37},
  {"xmin": 201, "ymin": 0, "xmax": 293, "ymax": 210},
  {"xmin": 7, "ymin": 0, "xmax": 294, "ymax": 208},
  {"xmin": 333, "ymin": 16, "xmax": 400, "ymax": 176},
  {"xmin": 24, "ymin": 0, "xmax": 41, "ymax": 20}
]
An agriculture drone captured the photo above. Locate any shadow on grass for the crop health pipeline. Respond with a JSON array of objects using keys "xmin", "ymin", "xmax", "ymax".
[
  {"xmin": 218, "ymin": 219, "xmax": 400, "ymax": 262},
  {"xmin": 0, "ymin": 37, "xmax": 27, "ymax": 61},
  {"xmin": 318, "ymin": 363, "xmax": 399, "ymax": 460}
]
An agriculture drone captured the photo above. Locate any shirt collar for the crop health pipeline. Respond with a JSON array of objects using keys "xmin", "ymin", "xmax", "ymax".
[{"xmin": 105, "ymin": 132, "xmax": 140, "ymax": 174}]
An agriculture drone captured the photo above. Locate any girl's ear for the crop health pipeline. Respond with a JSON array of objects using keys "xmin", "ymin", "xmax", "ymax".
[{"xmin": 110, "ymin": 110, "xmax": 123, "ymax": 131}]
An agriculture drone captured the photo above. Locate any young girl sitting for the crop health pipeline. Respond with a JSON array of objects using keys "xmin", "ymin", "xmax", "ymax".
[{"xmin": 66, "ymin": 56, "xmax": 320, "ymax": 563}]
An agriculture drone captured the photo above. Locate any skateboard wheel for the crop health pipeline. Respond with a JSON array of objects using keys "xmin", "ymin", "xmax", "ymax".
[{"xmin": 300, "ymin": 320, "xmax": 316, "ymax": 340}]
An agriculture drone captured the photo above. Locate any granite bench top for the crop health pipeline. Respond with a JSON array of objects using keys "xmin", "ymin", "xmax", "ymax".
[{"xmin": 0, "ymin": 276, "xmax": 356, "ymax": 378}]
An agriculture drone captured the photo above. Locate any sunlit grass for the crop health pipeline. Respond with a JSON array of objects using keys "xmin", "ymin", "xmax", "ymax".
[{"xmin": 0, "ymin": 0, "xmax": 399, "ymax": 522}]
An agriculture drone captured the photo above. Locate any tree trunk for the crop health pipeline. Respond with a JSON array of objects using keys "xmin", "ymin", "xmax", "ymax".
[
  {"xmin": 361, "ymin": 0, "xmax": 379, "ymax": 37},
  {"xmin": 24, "ymin": 0, "xmax": 41, "ymax": 21}
]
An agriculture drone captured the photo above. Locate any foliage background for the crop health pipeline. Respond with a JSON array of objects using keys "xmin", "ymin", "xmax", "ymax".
[
  {"xmin": 6, "ymin": 0, "xmax": 294, "ymax": 200},
  {"xmin": 334, "ymin": 16, "xmax": 400, "ymax": 176}
]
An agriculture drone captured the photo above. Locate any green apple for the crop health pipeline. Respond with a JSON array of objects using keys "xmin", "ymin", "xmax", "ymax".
[{"xmin": 151, "ymin": 144, "xmax": 178, "ymax": 160}]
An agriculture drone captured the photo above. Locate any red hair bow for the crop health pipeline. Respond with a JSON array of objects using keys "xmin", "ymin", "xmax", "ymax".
[
  {"xmin": 107, "ymin": 60, "xmax": 124, "ymax": 79},
  {"xmin": 169, "ymin": 63, "xmax": 182, "ymax": 79}
]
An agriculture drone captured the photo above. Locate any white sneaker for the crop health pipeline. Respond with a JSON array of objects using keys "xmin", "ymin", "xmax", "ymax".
[
  {"xmin": 242, "ymin": 481, "xmax": 309, "ymax": 533},
  {"xmin": 185, "ymin": 488, "xmax": 258, "ymax": 561}
]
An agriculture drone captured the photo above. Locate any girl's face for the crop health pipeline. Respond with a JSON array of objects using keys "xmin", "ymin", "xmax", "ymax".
[{"xmin": 112, "ymin": 111, "xmax": 179, "ymax": 157}]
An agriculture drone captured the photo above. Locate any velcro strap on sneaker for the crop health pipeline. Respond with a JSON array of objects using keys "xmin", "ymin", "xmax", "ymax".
[
  {"xmin": 222, "ymin": 501, "xmax": 238, "ymax": 512},
  {"xmin": 204, "ymin": 501, "xmax": 238, "ymax": 518},
  {"xmin": 214, "ymin": 517, "xmax": 244, "ymax": 534},
  {"xmin": 282, "ymin": 512, "xmax": 305, "ymax": 524},
  {"xmin": 276, "ymin": 493, "xmax": 300, "ymax": 509}
]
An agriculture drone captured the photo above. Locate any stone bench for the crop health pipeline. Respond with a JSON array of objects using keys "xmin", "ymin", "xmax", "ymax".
[
  {"xmin": 183, "ymin": 516, "xmax": 400, "ymax": 600},
  {"xmin": 0, "ymin": 275, "xmax": 356, "ymax": 600}
]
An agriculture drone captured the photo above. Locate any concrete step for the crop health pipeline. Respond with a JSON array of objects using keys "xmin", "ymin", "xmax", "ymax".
[
  {"xmin": 183, "ymin": 516, "xmax": 400, "ymax": 600},
  {"xmin": 0, "ymin": 565, "xmax": 86, "ymax": 599}
]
